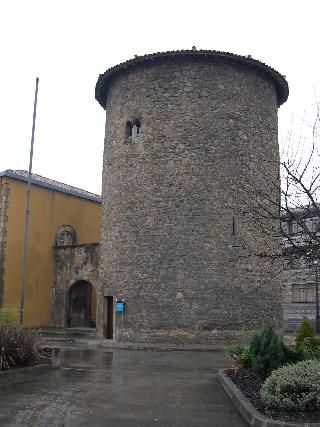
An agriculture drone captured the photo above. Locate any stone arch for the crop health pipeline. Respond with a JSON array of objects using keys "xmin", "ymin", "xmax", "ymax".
[{"xmin": 67, "ymin": 280, "xmax": 97, "ymax": 328}]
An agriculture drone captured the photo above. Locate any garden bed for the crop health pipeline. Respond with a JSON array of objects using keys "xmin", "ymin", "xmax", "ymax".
[
  {"xmin": 226, "ymin": 368, "xmax": 320, "ymax": 424},
  {"xmin": 0, "ymin": 346, "xmax": 52, "ymax": 372}
]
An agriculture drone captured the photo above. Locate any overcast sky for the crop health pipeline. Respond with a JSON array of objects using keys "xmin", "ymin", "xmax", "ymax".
[{"xmin": 1, "ymin": 0, "xmax": 319, "ymax": 194}]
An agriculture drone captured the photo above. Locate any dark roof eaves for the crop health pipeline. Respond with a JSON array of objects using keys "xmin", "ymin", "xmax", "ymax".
[
  {"xmin": 95, "ymin": 49, "xmax": 289, "ymax": 109},
  {"xmin": 0, "ymin": 170, "xmax": 101, "ymax": 203}
]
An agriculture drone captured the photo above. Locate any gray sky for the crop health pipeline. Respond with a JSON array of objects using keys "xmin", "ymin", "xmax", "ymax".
[{"xmin": 1, "ymin": 0, "xmax": 319, "ymax": 194}]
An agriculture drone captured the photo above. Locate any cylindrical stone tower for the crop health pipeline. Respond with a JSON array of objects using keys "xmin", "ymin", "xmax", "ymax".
[{"xmin": 96, "ymin": 50, "xmax": 288, "ymax": 343}]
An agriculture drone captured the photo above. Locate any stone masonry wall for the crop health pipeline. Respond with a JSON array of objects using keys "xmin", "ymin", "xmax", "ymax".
[
  {"xmin": 99, "ymin": 56, "xmax": 283, "ymax": 343},
  {"xmin": 52, "ymin": 243, "xmax": 100, "ymax": 328}
]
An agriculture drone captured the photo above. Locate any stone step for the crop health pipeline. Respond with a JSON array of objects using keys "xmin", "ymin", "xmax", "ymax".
[
  {"xmin": 88, "ymin": 340, "xmax": 225, "ymax": 352},
  {"xmin": 38, "ymin": 328, "xmax": 97, "ymax": 340}
]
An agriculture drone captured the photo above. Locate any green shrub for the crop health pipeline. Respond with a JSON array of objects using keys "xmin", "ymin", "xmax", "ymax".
[
  {"xmin": 296, "ymin": 318, "xmax": 315, "ymax": 350},
  {"xmin": 303, "ymin": 336, "xmax": 320, "ymax": 360},
  {"xmin": 226, "ymin": 343, "xmax": 252, "ymax": 368},
  {"xmin": 249, "ymin": 325, "xmax": 284, "ymax": 379},
  {"xmin": 226, "ymin": 342, "xmax": 245, "ymax": 357},
  {"xmin": 281, "ymin": 342, "xmax": 304, "ymax": 364},
  {"xmin": 0, "ymin": 306, "xmax": 19, "ymax": 326},
  {"xmin": 0, "ymin": 325, "xmax": 42, "ymax": 370},
  {"xmin": 261, "ymin": 360, "xmax": 320, "ymax": 412},
  {"xmin": 239, "ymin": 347, "xmax": 252, "ymax": 368}
]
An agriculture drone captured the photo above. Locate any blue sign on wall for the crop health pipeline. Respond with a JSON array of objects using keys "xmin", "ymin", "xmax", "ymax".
[{"xmin": 116, "ymin": 300, "xmax": 124, "ymax": 313}]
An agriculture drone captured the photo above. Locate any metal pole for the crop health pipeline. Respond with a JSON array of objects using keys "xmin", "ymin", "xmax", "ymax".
[
  {"xmin": 20, "ymin": 77, "xmax": 39, "ymax": 325},
  {"xmin": 316, "ymin": 263, "xmax": 320, "ymax": 334}
]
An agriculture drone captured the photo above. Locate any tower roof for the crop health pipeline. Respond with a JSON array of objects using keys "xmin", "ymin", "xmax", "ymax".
[{"xmin": 95, "ymin": 49, "xmax": 289, "ymax": 109}]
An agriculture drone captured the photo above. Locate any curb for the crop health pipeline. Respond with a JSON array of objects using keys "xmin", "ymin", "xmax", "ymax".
[
  {"xmin": 218, "ymin": 369, "xmax": 320, "ymax": 427},
  {"xmin": 87, "ymin": 340, "xmax": 224, "ymax": 352},
  {"xmin": 0, "ymin": 348, "xmax": 61, "ymax": 382},
  {"xmin": 0, "ymin": 364, "xmax": 51, "ymax": 381}
]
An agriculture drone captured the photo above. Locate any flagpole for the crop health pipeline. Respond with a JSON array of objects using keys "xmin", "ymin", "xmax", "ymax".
[{"xmin": 20, "ymin": 77, "xmax": 39, "ymax": 325}]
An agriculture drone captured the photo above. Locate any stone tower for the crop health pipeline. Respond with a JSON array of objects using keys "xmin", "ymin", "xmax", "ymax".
[{"xmin": 95, "ymin": 50, "xmax": 288, "ymax": 343}]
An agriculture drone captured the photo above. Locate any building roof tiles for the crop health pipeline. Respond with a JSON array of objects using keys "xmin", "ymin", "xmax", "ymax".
[{"xmin": 0, "ymin": 169, "xmax": 101, "ymax": 203}]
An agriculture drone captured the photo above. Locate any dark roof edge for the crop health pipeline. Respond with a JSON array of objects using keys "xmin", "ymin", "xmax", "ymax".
[
  {"xmin": 0, "ymin": 170, "xmax": 101, "ymax": 203},
  {"xmin": 95, "ymin": 49, "xmax": 289, "ymax": 109}
]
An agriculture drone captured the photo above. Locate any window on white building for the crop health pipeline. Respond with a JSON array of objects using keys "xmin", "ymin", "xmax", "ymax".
[{"xmin": 292, "ymin": 283, "xmax": 316, "ymax": 303}]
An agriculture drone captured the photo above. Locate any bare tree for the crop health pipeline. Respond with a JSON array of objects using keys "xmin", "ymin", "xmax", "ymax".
[
  {"xmin": 233, "ymin": 97, "xmax": 320, "ymax": 256},
  {"xmin": 280, "ymin": 101, "xmax": 320, "ymax": 333},
  {"xmin": 281, "ymin": 98, "xmax": 320, "ymax": 252},
  {"xmin": 231, "ymin": 97, "xmax": 320, "ymax": 332}
]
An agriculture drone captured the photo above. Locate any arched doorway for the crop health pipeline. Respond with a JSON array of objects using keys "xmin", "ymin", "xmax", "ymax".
[{"xmin": 67, "ymin": 281, "xmax": 96, "ymax": 328}]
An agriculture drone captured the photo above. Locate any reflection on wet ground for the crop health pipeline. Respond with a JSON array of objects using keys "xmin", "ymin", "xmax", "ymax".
[{"xmin": 0, "ymin": 349, "xmax": 246, "ymax": 426}]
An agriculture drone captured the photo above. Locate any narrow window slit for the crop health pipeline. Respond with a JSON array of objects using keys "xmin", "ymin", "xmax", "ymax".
[{"xmin": 232, "ymin": 216, "xmax": 237, "ymax": 236}]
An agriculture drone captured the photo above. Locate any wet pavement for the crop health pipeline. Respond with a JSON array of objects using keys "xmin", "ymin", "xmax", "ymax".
[{"xmin": 0, "ymin": 349, "xmax": 246, "ymax": 426}]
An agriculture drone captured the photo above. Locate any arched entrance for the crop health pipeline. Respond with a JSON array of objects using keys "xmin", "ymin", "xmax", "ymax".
[{"xmin": 67, "ymin": 281, "xmax": 96, "ymax": 328}]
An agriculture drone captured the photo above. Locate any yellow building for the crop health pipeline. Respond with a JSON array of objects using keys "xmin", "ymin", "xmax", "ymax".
[{"xmin": 0, "ymin": 169, "xmax": 101, "ymax": 327}]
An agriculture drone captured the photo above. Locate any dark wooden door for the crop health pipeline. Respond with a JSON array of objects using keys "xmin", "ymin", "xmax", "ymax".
[{"xmin": 103, "ymin": 296, "xmax": 113, "ymax": 339}]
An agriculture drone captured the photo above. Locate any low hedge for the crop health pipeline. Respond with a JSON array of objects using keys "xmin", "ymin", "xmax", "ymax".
[{"xmin": 261, "ymin": 360, "xmax": 320, "ymax": 412}]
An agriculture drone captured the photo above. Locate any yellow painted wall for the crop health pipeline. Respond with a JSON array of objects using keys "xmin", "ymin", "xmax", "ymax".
[{"xmin": 3, "ymin": 177, "xmax": 101, "ymax": 327}]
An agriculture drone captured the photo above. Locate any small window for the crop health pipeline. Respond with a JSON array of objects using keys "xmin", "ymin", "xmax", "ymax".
[
  {"xmin": 291, "ymin": 220, "xmax": 306, "ymax": 235},
  {"xmin": 56, "ymin": 225, "xmax": 76, "ymax": 246},
  {"xmin": 125, "ymin": 119, "xmax": 141, "ymax": 143},
  {"xmin": 281, "ymin": 220, "xmax": 290, "ymax": 235},
  {"xmin": 232, "ymin": 215, "xmax": 237, "ymax": 236},
  {"xmin": 133, "ymin": 119, "xmax": 141, "ymax": 136},
  {"xmin": 292, "ymin": 283, "xmax": 316, "ymax": 303},
  {"xmin": 125, "ymin": 121, "xmax": 133, "ymax": 138},
  {"xmin": 287, "ymin": 256, "xmax": 310, "ymax": 270},
  {"xmin": 311, "ymin": 217, "xmax": 320, "ymax": 233}
]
